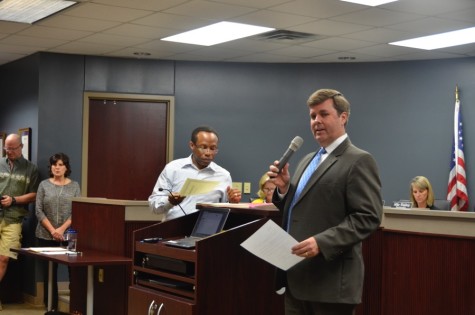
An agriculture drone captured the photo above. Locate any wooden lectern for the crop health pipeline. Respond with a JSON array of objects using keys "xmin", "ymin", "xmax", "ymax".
[{"xmin": 128, "ymin": 203, "xmax": 285, "ymax": 315}]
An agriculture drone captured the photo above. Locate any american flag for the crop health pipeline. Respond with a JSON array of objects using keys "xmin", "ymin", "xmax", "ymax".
[{"xmin": 447, "ymin": 91, "xmax": 469, "ymax": 211}]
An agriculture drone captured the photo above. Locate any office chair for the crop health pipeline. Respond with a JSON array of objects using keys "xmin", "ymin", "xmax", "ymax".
[{"xmin": 433, "ymin": 199, "xmax": 450, "ymax": 210}]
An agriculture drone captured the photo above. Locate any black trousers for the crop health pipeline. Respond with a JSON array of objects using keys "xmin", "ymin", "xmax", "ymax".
[{"xmin": 285, "ymin": 287, "xmax": 356, "ymax": 315}]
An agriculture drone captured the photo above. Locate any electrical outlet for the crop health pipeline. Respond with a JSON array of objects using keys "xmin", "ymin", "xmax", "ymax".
[
  {"xmin": 232, "ymin": 182, "xmax": 242, "ymax": 192},
  {"xmin": 98, "ymin": 268, "xmax": 104, "ymax": 283},
  {"xmin": 244, "ymin": 182, "xmax": 251, "ymax": 194}
]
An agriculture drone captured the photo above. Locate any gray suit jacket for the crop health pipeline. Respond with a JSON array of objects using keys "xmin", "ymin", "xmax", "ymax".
[{"xmin": 274, "ymin": 138, "xmax": 382, "ymax": 304}]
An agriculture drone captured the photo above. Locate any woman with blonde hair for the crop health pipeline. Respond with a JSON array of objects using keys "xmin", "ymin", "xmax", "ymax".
[
  {"xmin": 252, "ymin": 173, "xmax": 276, "ymax": 203},
  {"xmin": 410, "ymin": 176, "xmax": 436, "ymax": 209}
]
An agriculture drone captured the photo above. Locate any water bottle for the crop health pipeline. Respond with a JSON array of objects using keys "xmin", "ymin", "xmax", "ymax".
[{"xmin": 65, "ymin": 228, "xmax": 78, "ymax": 252}]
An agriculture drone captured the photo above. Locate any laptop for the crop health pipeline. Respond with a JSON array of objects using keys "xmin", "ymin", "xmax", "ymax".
[{"xmin": 163, "ymin": 207, "xmax": 230, "ymax": 249}]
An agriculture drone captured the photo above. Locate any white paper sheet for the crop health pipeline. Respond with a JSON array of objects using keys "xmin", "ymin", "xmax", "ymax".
[
  {"xmin": 179, "ymin": 178, "xmax": 220, "ymax": 196},
  {"xmin": 28, "ymin": 247, "xmax": 67, "ymax": 252},
  {"xmin": 28, "ymin": 247, "xmax": 74, "ymax": 255},
  {"xmin": 240, "ymin": 220, "xmax": 304, "ymax": 271}
]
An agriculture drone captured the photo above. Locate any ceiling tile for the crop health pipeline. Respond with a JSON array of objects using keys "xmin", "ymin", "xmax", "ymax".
[
  {"xmin": 342, "ymin": 27, "xmax": 415, "ymax": 43},
  {"xmin": 303, "ymin": 37, "xmax": 376, "ymax": 51},
  {"xmin": 291, "ymin": 19, "xmax": 373, "ymax": 36},
  {"xmin": 37, "ymin": 15, "xmax": 120, "ymax": 32},
  {"xmin": 133, "ymin": 12, "xmax": 209, "ymax": 31},
  {"xmin": 63, "ymin": 2, "xmax": 152, "ymax": 22},
  {"xmin": 163, "ymin": 0, "xmax": 257, "ymax": 20},
  {"xmin": 230, "ymin": 9, "xmax": 317, "ymax": 29},
  {"xmin": 332, "ymin": 7, "xmax": 423, "ymax": 27},
  {"xmin": 77, "ymin": 33, "xmax": 150, "ymax": 46},
  {"xmin": 18, "ymin": 25, "xmax": 91, "ymax": 41},
  {"xmin": 268, "ymin": 44, "xmax": 337, "ymax": 58},
  {"xmin": 387, "ymin": 17, "xmax": 474, "ymax": 34},
  {"xmin": 270, "ymin": 0, "xmax": 365, "ymax": 19}
]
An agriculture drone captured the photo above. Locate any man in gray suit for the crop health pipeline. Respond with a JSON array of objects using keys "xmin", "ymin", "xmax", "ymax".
[{"xmin": 269, "ymin": 89, "xmax": 382, "ymax": 315}]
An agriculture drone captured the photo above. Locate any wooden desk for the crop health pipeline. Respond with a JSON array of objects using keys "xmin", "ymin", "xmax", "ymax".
[
  {"xmin": 355, "ymin": 208, "xmax": 475, "ymax": 315},
  {"xmin": 382, "ymin": 207, "xmax": 475, "ymax": 236},
  {"xmin": 12, "ymin": 248, "xmax": 131, "ymax": 315}
]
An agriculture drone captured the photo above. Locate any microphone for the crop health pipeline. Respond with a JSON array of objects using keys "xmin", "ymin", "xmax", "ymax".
[
  {"xmin": 159, "ymin": 188, "xmax": 187, "ymax": 216},
  {"xmin": 277, "ymin": 136, "xmax": 304, "ymax": 172}
]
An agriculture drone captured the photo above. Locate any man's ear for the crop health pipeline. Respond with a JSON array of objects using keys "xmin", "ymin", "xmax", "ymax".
[{"xmin": 340, "ymin": 112, "xmax": 349, "ymax": 126}]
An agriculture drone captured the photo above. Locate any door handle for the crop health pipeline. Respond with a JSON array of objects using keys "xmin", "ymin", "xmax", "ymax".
[{"xmin": 148, "ymin": 300, "xmax": 157, "ymax": 315}]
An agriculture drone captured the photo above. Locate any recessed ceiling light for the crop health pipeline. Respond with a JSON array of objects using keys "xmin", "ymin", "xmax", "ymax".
[
  {"xmin": 0, "ymin": 0, "xmax": 77, "ymax": 24},
  {"xmin": 161, "ymin": 21, "xmax": 274, "ymax": 46},
  {"xmin": 389, "ymin": 26, "xmax": 475, "ymax": 50},
  {"xmin": 340, "ymin": 0, "xmax": 398, "ymax": 6}
]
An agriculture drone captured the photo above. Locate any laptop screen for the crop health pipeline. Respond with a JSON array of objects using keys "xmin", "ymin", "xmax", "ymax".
[{"xmin": 191, "ymin": 208, "xmax": 230, "ymax": 238}]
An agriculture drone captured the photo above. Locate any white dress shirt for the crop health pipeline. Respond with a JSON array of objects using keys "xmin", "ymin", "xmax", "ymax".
[{"xmin": 148, "ymin": 155, "xmax": 232, "ymax": 221}]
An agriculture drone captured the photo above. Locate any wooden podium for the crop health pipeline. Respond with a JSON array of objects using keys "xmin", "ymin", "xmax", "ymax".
[
  {"xmin": 70, "ymin": 197, "xmax": 160, "ymax": 314},
  {"xmin": 128, "ymin": 204, "xmax": 285, "ymax": 315}
]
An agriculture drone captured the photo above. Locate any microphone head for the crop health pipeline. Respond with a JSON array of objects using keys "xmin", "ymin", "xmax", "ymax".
[
  {"xmin": 158, "ymin": 188, "xmax": 164, "ymax": 192},
  {"xmin": 289, "ymin": 136, "xmax": 304, "ymax": 151}
]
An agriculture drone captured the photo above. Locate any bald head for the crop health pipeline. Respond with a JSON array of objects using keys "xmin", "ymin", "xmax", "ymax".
[
  {"xmin": 5, "ymin": 134, "xmax": 21, "ymax": 145},
  {"xmin": 5, "ymin": 133, "xmax": 23, "ymax": 160}
]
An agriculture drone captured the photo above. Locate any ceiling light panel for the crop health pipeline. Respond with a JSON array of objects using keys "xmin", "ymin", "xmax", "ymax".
[
  {"xmin": 390, "ymin": 26, "xmax": 475, "ymax": 50},
  {"xmin": 340, "ymin": 0, "xmax": 398, "ymax": 6},
  {"xmin": 0, "ymin": 0, "xmax": 77, "ymax": 24},
  {"xmin": 161, "ymin": 21, "xmax": 274, "ymax": 46}
]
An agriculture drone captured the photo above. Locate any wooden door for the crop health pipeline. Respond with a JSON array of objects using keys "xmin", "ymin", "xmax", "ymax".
[{"xmin": 84, "ymin": 94, "xmax": 173, "ymax": 200}]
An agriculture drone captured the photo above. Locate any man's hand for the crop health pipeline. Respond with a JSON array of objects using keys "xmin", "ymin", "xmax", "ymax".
[
  {"xmin": 268, "ymin": 161, "xmax": 291, "ymax": 194},
  {"xmin": 0, "ymin": 195, "xmax": 14, "ymax": 207},
  {"xmin": 227, "ymin": 186, "xmax": 242, "ymax": 203},
  {"xmin": 291, "ymin": 236, "xmax": 320, "ymax": 258},
  {"xmin": 168, "ymin": 192, "xmax": 185, "ymax": 205}
]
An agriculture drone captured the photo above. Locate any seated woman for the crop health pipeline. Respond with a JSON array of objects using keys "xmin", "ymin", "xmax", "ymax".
[
  {"xmin": 251, "ymin": 173, "xmax": 276, "ymax": 204},
  {"xmin": 410, "ymin": 176, "xmax": 438, "ymax": 210}
]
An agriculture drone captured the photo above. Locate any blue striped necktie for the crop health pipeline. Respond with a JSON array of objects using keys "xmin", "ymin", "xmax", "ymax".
[{"xmin": 286, "ymin": 147, "xmax": 326, "ymax": 231}]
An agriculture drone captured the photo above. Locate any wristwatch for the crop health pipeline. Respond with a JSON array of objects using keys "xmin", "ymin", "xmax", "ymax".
[{"xmin": 11, "ymin": 196, "xmax": 16, "ymax": 206}]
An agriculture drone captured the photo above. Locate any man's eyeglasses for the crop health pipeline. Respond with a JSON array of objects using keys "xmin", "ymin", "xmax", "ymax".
[
  {"xmin": 3, "ymin": 145, "xmax": 21, "ymax": 152},
  {"xmin": 195, "ymin": 145, "xmax": 219, "ymax": 153}
]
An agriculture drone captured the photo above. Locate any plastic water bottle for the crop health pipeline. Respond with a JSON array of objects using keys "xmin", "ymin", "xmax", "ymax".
[{"xmin": 65, "ymin": 228, "xmax": 78, "ymax": 252}]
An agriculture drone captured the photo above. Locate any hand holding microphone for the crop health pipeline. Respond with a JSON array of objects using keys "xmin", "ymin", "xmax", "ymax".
[
  {"xmin": 158, "ymin": 188, "xmax": 187, "ymax": 216},
  {"xmin": 269, "ymin": 136, "xmax": 303, "ymax": 194},
  {"xmin": 276, "ymin": 136, "xmax": 303, "ymax": 172}
]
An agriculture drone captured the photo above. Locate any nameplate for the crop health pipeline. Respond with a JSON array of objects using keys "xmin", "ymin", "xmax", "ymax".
[{"xmin": 392, "ymin": 200, "xmax": 413, "ymax": 209}]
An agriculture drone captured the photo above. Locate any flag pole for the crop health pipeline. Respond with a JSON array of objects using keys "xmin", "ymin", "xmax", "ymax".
[{"xmin": 448, "ymin": 84, "xmax": 469, "ymax": 211}]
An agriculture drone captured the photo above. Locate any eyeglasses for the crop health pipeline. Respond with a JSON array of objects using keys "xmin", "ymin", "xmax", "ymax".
[
  {"xmin": 263, "ymin": 187, "xmax": 275, "ymax": 193},
  {"xmin": 3, "ymin": 145, "xmax": 21, "ymax": 152},
  {"xmin": 195, "ymin": 145, "xmax": 219, "ymax": 153}
]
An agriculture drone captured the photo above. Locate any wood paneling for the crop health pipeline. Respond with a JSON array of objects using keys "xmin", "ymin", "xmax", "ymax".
[
  {"xmin": 69, "ymin": 201, "xmax": 141, "ymax": 315},
  {"xmin": 356, "ymin": 229, "xmax": 383, "ymax": 315},
  {"xmin": 382, "ymin": 231, "xmax": 475, "ymax": 315}
]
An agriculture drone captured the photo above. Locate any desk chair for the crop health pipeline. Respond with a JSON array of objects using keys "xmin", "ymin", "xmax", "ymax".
[{"xmin": 433, "ymin": 199, "xmax": 450, "ymax": 210}]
